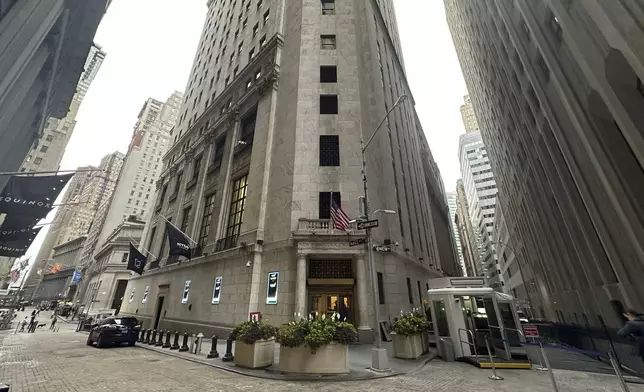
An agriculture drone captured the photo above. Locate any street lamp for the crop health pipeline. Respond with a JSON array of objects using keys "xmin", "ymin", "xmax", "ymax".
[
  {"xmin": 490, "ymin": 240, "xmax": 535, "ymax": 317},
  {"xmin": 360, "ymin": 94, "xmax": 407, "ymax": 372}
]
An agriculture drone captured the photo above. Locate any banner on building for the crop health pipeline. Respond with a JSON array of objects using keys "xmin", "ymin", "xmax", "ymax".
[
  {"xmin": 0, "ymin": 239, "xmax": 30, "ymax": 258},
  {"xmin": 142, "ymin": 286, "xmax": 149, "ymax": 304},
  {"xmin": 128, "ymin": 287, "xmax": 135, "ymax": 303},
  {"xmin": 71, "ymin": 270, "xmax": 82, "ymax": 284},
  {"xmin": 127, "ymin": 243, "xmax": 147, "ymax": 275},
  {"xmin": 49, "ymin": 263, "xmax": 62, "ymax": 273},
  {"xmin": 181, "ymin": 280, "xmax": 191, "ymax": 304},
  {"xmin": 266, "ymin": 271, "xmax": 279, "ymax": 305},
  {"xmin": 0, "ymin": 173, "xmax": 73, "ymax": 218},
  {"xmin": 211, "ymin": 277, "xmax": 222, "ymax": 304},
  {"xmin": 165, "ymin": 223, "xmax": 194, "ymax": 259}
]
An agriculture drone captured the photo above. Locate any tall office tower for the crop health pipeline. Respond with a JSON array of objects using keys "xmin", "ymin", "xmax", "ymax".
[
  {"xmin": 20, "ymin": 44, "xmax": 107, "ymax": 173},
  {"xmin": 446, "ymin": 191, "xmax": 464, "ymax": 274},
  {"xmin": 77, "ymin": 92, "xmax": 183, "ymax": 297},
  {"xmin": 455, "ymin": 179, "xmax": 478, "ymax": 277},
  {"xmin": 22, "ymin": 152, "xmax": 124, "ymax": 299},
  {"xmin": 118, "ymin": 0, "xmax": 453, "ymax": 338},
  {"xmin": 445, "ymin": 0, "xmax": 644, "ymax": 325},
  {"xmin": 458, "ymin": 131, "xmax": 501, "ymax": 289},
  {"xmin": 0, "ymin": 0, "xmax": 110, "ymax": 190},
  {"xmin": 460, "ymin": 95, "xmax": 479, "ymax": 133}
]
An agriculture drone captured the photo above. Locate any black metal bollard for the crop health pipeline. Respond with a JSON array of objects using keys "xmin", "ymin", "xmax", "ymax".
[
  {"xmin": 144, "ymin": 329, "xmax": 151, "ymax": 344},
  {"xmin": 171, "ymin": 331, "xmax": 180, "ymax": 350},
  {"xmin": 163, "ymin": 329, "xmax": 172, "ymax": 348},
  {"xmin": 138, "ymin": 328, "xmax": 145, "ymax": 342},
  {"xmin": 222, "ymin": 337, "xmax": 234, "ymax": 362},
  {"xmin": 206, "ymin": 335, "xmax": 219, "ymax": 359},
  {"xmin": 155, "ymin": 330, "xmax": 164, "ymax": 346},
  {"xmin": 150, "ymin": 329, "xmax": 157, "ymax": 345},
  {"xmin": 179, "ymin": 332, "xmax": 189, "ymax": 352}
]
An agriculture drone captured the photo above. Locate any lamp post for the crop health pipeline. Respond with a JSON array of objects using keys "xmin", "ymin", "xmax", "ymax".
[
  {"xmin": 490, "ymin": 240, "xmax": 534, "ymax": 317},
  {"xmin": 360, "ymin": 94, "xmax": 407, "ymax": 371}
]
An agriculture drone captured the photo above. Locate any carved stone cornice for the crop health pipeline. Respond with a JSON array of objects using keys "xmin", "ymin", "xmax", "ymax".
[
  {"xmin": 169, "ymin": 165, "xmax": 178, "ymax": 175},
  {"xmin": 185, "ymin": 146, "xmax": 196, "ymax": 157},
  {"xmin": 226, "ymin": 104, "xmax": 240, "ymax": 125},
  {"xmin": 204, "ymin": 130, "xmax": 216, "ymax": 144},
  {"xmin": 257, "ymin": 68, "xmax": 279, "ymax": 96},
  {"xmin": 155, "ymin": 179, "xmax": 163, "ymax": 190}
]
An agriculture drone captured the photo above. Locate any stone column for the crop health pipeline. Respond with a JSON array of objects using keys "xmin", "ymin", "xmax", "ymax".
[
  {"xmin": 294, "ymin": 253, "xmax": 307, "ymax": 319},
  {"xmin": 355, "ymin": 255, "xmax": 372, "ymax": 342}
]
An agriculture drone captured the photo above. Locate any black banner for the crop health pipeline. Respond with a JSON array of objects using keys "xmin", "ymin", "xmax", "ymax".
[
  {"xmin": 127, "ymin": 243, "xmax": 147, "ymax": 275},
  {"xmin": 0, "ymin": 173, "xmax": 73, "ymax": 218},
  {"xmin": 0, "ymin": 223, "xmax": 40, "ymax": 242},
  {"xmin": 0, "ymin": 236, "xmax": 32, "ymax": 257},
  {"xmin": 165, "ymin": 223, "xmax": 193, "ymax": 259}
]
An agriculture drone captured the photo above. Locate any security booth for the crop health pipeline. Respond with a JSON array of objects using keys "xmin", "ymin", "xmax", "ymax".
[{"xmin": 427, "ymin": 277, "xmax": 528, "ymax": 367}]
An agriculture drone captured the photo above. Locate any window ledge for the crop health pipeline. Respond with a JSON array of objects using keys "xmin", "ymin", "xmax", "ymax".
[
  {"xmin": 208, "ymin": 161, "xmax": 221, "ymax": 174},
  {"xmin": 186, "ymin": 178, "xmax": 198, "ymax": 189},
  {"xmin": 168, "ymin": 192, "xmax": 178, "ymax": 202}
]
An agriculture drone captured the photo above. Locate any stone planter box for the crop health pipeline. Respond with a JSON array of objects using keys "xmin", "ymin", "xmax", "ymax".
[
  {"xmin": 234, "ymin": 338, "xmax": 275, "ymax": 369},
  {"xmin": 278, "ymin": 343, "xmax": 349, "ymax": 374},
  {"xmin": 393, "ymin": 332, "xmax": 423, "ymax": 359}
]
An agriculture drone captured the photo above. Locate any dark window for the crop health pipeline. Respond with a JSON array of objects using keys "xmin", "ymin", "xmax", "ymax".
[
  {"xmin": 320, "ymin": 95, "xmax": 338, "ymax": 114},
  {"xmin": 637, "ymin": 78, "xmax": 644, "ymax": 99},
  {"xmin": 318, "ymin": 191, "xmax": 341, "ymax": 219},
  {"xmin": 121, "ymin": 253, "xmax": 128, "ymax": 263},
  {"xmin": 321, "ymin": 34, "xmax": 336, "ymax": 49},
  {"xmin": 174, "ymin": 172, "xmax": 183, "ymax": 194},
  {"xmin": 263, "ymin": 9, "xmax": 269, "ymax": 24},
  {"xmin": 322, "ymin": 0, "xmax": 335, "ymax": 15},
  {"xmin": 407, "ymin": 278, "xmax": 413, "ymax": 304},
  {"xmin": 40, "ymin": 145, "xmax": 48, "ymax": 153},
  {"xmin": 45, "ymin": 135, "xmax": 54, "ymax": 142},
  {"xmin": 159, "ymin": 218, "xmax": 171, "ymax": 259},
  {"xmin": 34, "ymin": 158, "xmax": 42, "ymax": 165},
  {"xmin": 193, "ymin": 156, "xmax": 202, "ymax": 180},
  {"xmin": 259, "ymin": 34, "xmax": 267, "ymax": 48},
  {"xmin": 377, "ymin": 272, "xmax": 385, "ymax": 304},
  {"xmin": 213, "ymin": 136, "xmax": 225, "ymax": 165},
  {"xmin": 158, "ymin": 185, "xmax": 168, "ymax": 206},
  {"xmin": 225, "ymin": 175, "xmax": 248, "ymax": 239},
  {"xmin": 320, "ymin": 66, "xmax": 337, "ymax": 83},
  {"xmin": 148, "ymin": 227, "xmax": 157, "ymax": 253},
  {"xmin": 199, "ymin": 194, "xmax": 216, "ymax": 247},
  {"xmin": 240, "ymin": 110, "xmax": 257, "ymax": 145},
  {"xmin": 180, "ymin": 206, "xmax": 192, "ymax": 233},
  {"xmin": 417, "ymin": 280, "xmax": 423, "ymax": 306},
  {"xmin": 319, "ymin": 135, "xmax": 340, "ymax": 166}
]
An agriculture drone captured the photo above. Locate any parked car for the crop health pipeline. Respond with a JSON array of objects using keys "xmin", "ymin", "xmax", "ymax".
[{"xmin": 86, "ymin": 316, "xmax": 141, "ymax": 348}]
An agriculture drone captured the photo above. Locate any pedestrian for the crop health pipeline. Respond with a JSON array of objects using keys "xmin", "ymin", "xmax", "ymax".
[
  {"xmin": 20, "ymin": 316, "xmax": 28, "ymax": 332},
  {"xmin": 49, "ymin": 315, "xmax": 57, "ymax": 330},
  {"xmin": 28, "ymin": 314, "xmax": 36, "ymax": 333},
  {"xmin": 618, "ymin": 309, "xmax": 644, "ymax": 363}
]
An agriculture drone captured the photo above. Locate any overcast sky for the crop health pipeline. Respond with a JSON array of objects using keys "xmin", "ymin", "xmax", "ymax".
[{"xmin": 20, "ymin": 0, "xmax": 468, "ymax": 266}]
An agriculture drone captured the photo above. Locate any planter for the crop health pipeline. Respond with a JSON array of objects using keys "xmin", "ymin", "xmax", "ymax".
[
  {"xmin": 393, "ymin": 332, "xmax": 423, "ymax": 359},
  {"xmin": 278, "ymin": 343, "xmax": 349, "ymax": 374},
  {"xmin": 234, "ymin": 338, "xmax": 275, "ymax": 369}
]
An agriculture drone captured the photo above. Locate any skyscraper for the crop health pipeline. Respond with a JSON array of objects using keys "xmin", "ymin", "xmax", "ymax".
[
  {"xmin": 446, "ymin": 191, "xmax": 464, "ymax": 274},
  {"xmin": 455, "ymin": 179, "xmax": 478, "ymax": 277},
  {"xmin": 118, "ymin": 0, "xmax": 453, "ymax": 339},
  {"xmin": 446, "ymin": 0, "xmax": 644, "ymax": 325},
  {"xmin": 459, "ymin": 95, "xmax": 479, "ymax": 133},
  {"xmin": 19, "ymin": 45, "xmax": 107, "ymax": 174}
]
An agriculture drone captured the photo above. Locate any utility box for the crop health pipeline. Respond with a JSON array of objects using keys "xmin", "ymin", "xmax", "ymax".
[{"xmin": 439, "ymin": 337, "xmax": 455, "ymax": 362}]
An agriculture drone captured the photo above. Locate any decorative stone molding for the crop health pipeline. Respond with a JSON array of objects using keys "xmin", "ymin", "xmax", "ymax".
[
  {"xmin": 204, "ymin": 130, "xmax": 216, "ymax": 144},
  {"xmin": 185, "ymin": 147, "xmax": 196, "ymax": 157},
  {"xmin": 155, "ymin": 179, "xmax": 164, "ymax": 190},
  {"xmin": 169, "ymin": 165, "xmax": 178, "ymax": 175},
  {"xmin": 257, "ymin": 68, "xmax": 279, "ymax": 96}
]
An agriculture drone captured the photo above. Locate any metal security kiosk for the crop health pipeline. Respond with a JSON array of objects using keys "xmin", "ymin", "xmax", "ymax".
[{"xmin": 427, "ymin": 277, "xmax": 528, "ymax": 368}]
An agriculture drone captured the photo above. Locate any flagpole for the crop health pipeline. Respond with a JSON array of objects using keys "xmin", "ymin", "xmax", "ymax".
[
  {"xmin": 157, "ymin": 213, "xmax": 198, "ymax": 245},
  {"xmin": 330, "ymin": 190, "xmax": 334, "ymax": 233},
  {"xmin": 128, "ymin": 236, "xmax": 158, "ymax": 260}
]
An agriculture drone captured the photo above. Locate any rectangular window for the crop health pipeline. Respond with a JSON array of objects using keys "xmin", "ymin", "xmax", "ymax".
[
  {"xmin": 253, "ymin": 22, "xmax": 259, "ymax": 37},
  {"xmin": 320, "ymin": 95, "xmax": 338, "ymax": 114},
  {"xmin": 322, "ymin": 0, "xmax": 335, "ymax": 15},
  {"xmin": 417, "ymin": 280, "xmax": 423, "ymax": 306},
  {"xmin": 159, "ymin": 218, "xmax": 171, "ymax": 260},
  {"xmin": 407, "ymin": 278, "xmax": 413, "ymax": 304},
  {"xmin": 174, "ymin": 172, "xmax": 183, "ymax": 194},
  {"xmin": 249, "ymin": 47, "xmax": 255, "ymax": 61},
  {"xmin": 320, "ymin": 65, "xmax": 337, "ymax": 83},
  {"xmin": 158, "ymin": 184, "xmax": 168, "ymax": 206},
  {"xmin": 34, "ymin": 158, "xmax": 42, "ymax": 165},
  {"xmin": 45, "ymin": 135, "xmax": 54, "ymax": 142},
  {"xmin": 180, "ymin": 206, "xmax": 192, "ymax": 233},
  {"xmin": 377, "ymin": 272, "xmax": 385, "ymax": 304},
  {"xmin": 319, "ymin": 135, "xmax": 339, "ymax": 166},
  {"xmin": 198, "ymin": 194, "xmax": 216, "ymax": 247},
  {"xmin": 259, "ymin": 34, "xmax": 267, "ymax": 48},
  {"xmin": 193, "ymin": 156, "xmax": 202, "ymax": 180},
  {"xmin": 40, "ymin": 145, "xmax": 48, "ymax": 153},
  {"xmin": 121, "ymin": 253, "xmax": 128, "ymax": 263},
  {"xmin": 240, "ymin": 109, "xmax": 257, "ymax": 145},
  {"xmin": 263, "ymin": 10, "xmax": 269, "ymax": 24},
  {"xmin": 318, "ymin": 191, "xmax": 341, "ymax": 219},
  {"xmin": 225, "ymin": 175, "xmax": 248, "ymax": 239},
  {"xmin": 321, "ymin": 34, "xmax": 336, "ymax": 49}
]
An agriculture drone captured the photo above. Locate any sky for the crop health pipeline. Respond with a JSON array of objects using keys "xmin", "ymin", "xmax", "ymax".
[{"xmin": 18, "ymin": 0, "xmax": 468, "ymax": 268}]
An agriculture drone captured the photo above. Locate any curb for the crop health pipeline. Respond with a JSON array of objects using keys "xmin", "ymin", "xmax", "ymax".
[{"xmin": 134, "ymin": 343, "xmax": 433, "ymax": 382}]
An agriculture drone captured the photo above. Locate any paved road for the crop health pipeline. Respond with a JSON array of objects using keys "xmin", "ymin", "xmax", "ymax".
[{"xmin": 1, "ymin": 325, "xmax": 642, "ymax": 392}]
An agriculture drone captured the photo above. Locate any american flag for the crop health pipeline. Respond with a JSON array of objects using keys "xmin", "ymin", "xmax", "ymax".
[{"xmin": 331, "ymin": 200, "xmax": 350, "ymax": 232}]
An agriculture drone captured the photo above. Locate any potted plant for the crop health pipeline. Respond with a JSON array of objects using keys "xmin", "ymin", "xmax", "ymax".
[
  {"xmin": 230, "ymin": 320, "xmax": 277, "ymax": 368},
  {"xmin": 392, "ymin": 311, "xmax": 429, "ymax": 359},
  {"xmin": 276, "ymin": 313, "xmax": 357, "ymax": 374}
]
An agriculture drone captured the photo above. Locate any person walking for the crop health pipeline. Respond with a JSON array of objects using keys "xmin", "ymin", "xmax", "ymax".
[
  {"xmin": 49, "ymin": 315, "xmax": 57, "ymax": 330},
  {"xmin": 19, "ymin": 316, "xmax": 28, "ymax": 332},
  {"xmin": 618, "ymin": 309, "xmax": 644, "ymax": 363}
]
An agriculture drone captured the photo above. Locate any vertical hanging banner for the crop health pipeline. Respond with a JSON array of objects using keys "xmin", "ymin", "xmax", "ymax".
[
  {"xmin": 181, "ymin": 280, "xmax": 191, "ymax": 304},
  {"xmin": 128, "ymin": 287, "xmax": 135, "ymax": 303},
  {"xmin": 142, "ymin": 286, "xmax": 150, "ymax": 303},
  {"xmin": 0, "ymin": 173, "xmax": 74, "ymax": 217},
  {"xmin": 266, "ymin": 271, "xmax": 279, "ymax": 305},
  {"xmin": 211, "ymin": 277, "xmax": 222, "ymax": 304}
]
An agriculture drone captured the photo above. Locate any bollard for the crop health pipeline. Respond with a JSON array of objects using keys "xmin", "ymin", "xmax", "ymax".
[
  {"xmin": 608, "ymin": 351, "xmax": 630, "ymax": 392},
  {"xmin": 195, "ymin": 332, "xmax": 204, "ymax": 354},
  {"xmin": 538, "ymin": 339, "xmax": 559, "ymax": 392},
  {"xmin": 163, "ymin": 330, "xmax": 172, "ymax": 348},
  {"xmin": 207, "ymin": 335, "xmax": 219, "ymax": 358},
  {"xmin": 171, "ymin": 331, "xmax": 180, "ymax": 350},
  {"xmin": 155, "ymin": 330, "xmax": 165, "ymax": 346},
  {"xmin": 179, "ymin": 332, "xmax": 189, "ymax": 352},
  {"xmin": 189, "ymin": 334, "xmax": 196, "ymax": 353},
  {"xmin": 150, "ymin": 329, "xmax": 157, "ymax": 345},
  {"xmin": 484, "ymin": 335, "xmax": 503, "ymax": 381},
  {"xmin": 138, "ymin": 328, "xmax": 145, "ymax": 342},
  {"xmin": 222, "ymin": 337, "xmax": 234, "ymax": 362},
  {"xmin": 144, "ymin": 329, "xmax": 151, "ymax": 344}
]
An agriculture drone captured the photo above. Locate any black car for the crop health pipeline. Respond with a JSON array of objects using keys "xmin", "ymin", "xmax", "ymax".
[{"xmin": 86, "ymin": 316, "xmax": 141, "ymax": 348}]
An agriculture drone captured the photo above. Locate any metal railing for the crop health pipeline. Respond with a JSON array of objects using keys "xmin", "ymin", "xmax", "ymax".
[{"xmin": 458, "ymin": 327, "xmax": 478, "ymax": 358}]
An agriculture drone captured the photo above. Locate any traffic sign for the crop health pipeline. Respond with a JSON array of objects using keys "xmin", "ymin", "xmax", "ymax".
[
  {"xmin": 373, "ymin": 245, "xmax": 392, "ymax": 253},
  {"xmin": 357, "ymin": 219, "xmax": 379, "ymax": 230},
  {"xmin": 349, "ymin": 238, "xmax": 366, "ymax": 247},
  {"xmin": 523, "ymin": 324, "xmax": 539, "ymax": 338}
]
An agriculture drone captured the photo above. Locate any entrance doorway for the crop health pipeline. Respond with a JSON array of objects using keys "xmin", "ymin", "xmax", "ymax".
[
  {"xmin": 111, "ymin": 280, "xmax": 128, "ymax": 310},
  {"xmin": 153, "ymin": 296, "xmax": 165, "ymax": 330},
  {"xmin": 308, "ymin": 292, "xmax": 354, "ymax": 324}
]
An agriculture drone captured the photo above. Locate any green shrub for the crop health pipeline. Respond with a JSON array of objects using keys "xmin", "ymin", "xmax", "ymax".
[
  {"xmin": 392, "ymin": 313, "xmax": 429, "ymax": 336},
  {"xmin": 230, "ymin": 320, "xmax": 277, "ymax": 344},
  {"xmin": 276, "ymin": 313, "xmax": 357, "ymax": 354}
]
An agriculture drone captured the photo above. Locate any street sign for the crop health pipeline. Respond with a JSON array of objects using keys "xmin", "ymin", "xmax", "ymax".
[
  {"xmin": 349, "ymin": 238, "xmax": 366, "ymax": 247},
  {"xmin": 373, "ymin": 245, "xmax": 392, "ymax": 253},
  {"xmin": 357, "ymin": 219, "xmax": 379, "ymax": 230},
  {"xmin": 523, "ymin": 324, "xmax": 539, "ymax": 338}
]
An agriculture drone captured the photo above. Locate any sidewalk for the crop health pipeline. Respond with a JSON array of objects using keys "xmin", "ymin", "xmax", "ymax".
[{"xmin": 132, "ymin": 334, "xmax": 436, "ymax": 381}]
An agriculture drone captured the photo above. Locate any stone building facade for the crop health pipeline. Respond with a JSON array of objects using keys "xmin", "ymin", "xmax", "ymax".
[{"xmin": 119, "ymin": 0, "xmax": 452, "ymax": 339}]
